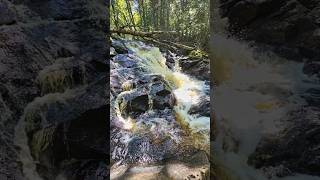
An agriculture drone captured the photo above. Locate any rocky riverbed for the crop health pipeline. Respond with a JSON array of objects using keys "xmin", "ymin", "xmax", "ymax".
[
  {"xmin": 0, "ymin": 0, "xmax": 108, "ymax": 179},
  {"xmin": 110, "ymin": 38, "xmax": 211, "ymax": 179}
]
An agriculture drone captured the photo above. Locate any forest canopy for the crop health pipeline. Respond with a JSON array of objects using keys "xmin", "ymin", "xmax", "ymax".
[{"xmin": 110, "ymin": 0, "xmax": 209, "ymax": 50}]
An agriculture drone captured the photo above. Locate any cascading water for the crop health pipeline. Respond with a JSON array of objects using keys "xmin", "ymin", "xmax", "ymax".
[
  {"xmin": 14, "ymin": 117, "xmax": 43, "ymax": 180},
  {"xmin": 211, "ymin": 1, "xmax": 320, "ymax": 179},
  {"xmin": 110, "ymin": 39, "xmax": 210, "ymax": 179},
  {"xmin": 127, "ymin": 41, "xmax": 210, "ymax": 144},
  {"xmin": 13, "ymin": 58, "xmax": 87, "ymax": 180}
]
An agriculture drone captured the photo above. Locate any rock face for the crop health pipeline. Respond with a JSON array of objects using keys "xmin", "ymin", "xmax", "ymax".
[
  {"xmin": 248, "ymin": 107, "xmax": 320, "ymax": 177},
  {"xmin": 180, "ymin": 57, "xmax": 210, "ymax": 81},
  {"xmin": 0, "ymin": 0, "xmax": 108, "ymax": 179},
  {"xmin": 219, "ymin": 0, "xmax": 320, "ymax": 61},
  {"xmin": 0, "ymin": 1, "xmax": 16, "ymax": 25},
  {"xmin": 303, "ymin": 61, "xmax": 320, "ymax": 78}
]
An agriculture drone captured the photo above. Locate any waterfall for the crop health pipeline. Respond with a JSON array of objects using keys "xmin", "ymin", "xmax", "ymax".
[
  {"xmin": 210, "ymin": 1, "xmax": 320, "ymax": 179},
  {"xmin": 110, "ymin": 39, "xmax": 210, "ymax": 179}
]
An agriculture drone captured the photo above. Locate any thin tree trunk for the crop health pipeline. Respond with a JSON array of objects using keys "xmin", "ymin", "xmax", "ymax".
[
  {"xmin": 166, "ymin": 0, "xmax": 170, "ymax": 31},
  {"xmin": 111, "ymin": 0, "xmax": 119, "ymax": 30},
  {"xmin": 137, "ymin": 0, "xmax": 143, "ymax": 29},
  {"xmin": 125, "ymin": 0, "xmax": 136, "ymax": 31}
]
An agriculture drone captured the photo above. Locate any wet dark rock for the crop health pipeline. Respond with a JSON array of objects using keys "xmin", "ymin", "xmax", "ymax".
[
  {"xmin": 119, "ymin": 91, "xmax": 149, "ymax": 117},
  {"xmin": 220, "ymin": 0, "xmax": 320, "ymax": 60},
  {"xmin": 227, "ymin": 1, "xmax": 259, "ymax": 27},
  {"xmin": 110, "ymin": 68, "xmax": 140, "ymax": 100},
  {"xmin": 61, "ymin": 160, "xmax": 108, "ymax": 180},
  {"xmin": 126, "ymin": 136, "xmax": 166, "ymax": 164},
  {"xmin": 111, "ymin": 39, "xmax": 129, "ymax": 54},
  {"xmin": 24, "ymin": 78, "xmax": 108, "ymax": 179},
  {"xmin": 112, "ymin": 54, "xmax": 138, "ymax": 68},
  {"xmin": 112, "ymin": 109, "xmax": 207, "ymax": 168},
  {"xmin": 116, "ymin": 74, "xmax": 175, "ymax": 118},
  {"xmin": 179, "ymin": 57, "xmax": 210, "ymax": 81},
  {"xmin": 18, "ymin": 0, "xmax": 105, "ymax": 21},
  {"xmin": 141, "ymin": 75, "xmax": 175, "ymax": 108},
  {"xmin": 110, "ymin": 126, "xmax": 132, "ymax": 164},
  {"xmin": 62, "ymin": 106, "xmax": 108, "ymax": 160},
  {"xmin": 149, "ymin": 80, "xmax": 175, "ymax": 110},
  {"xmin": 189, "ymin": 96, "xmax": 210, "ymax": 117},
  {"xmin": 111, "ymin": 109, "xmax": 189, "ymax": 169},
  {"xmin": 0, "ymin": 1, "xmax": 16, "ymax": 25},
  {"xmin": 302, "ymin": 88, "xmax": 320, "ymax": 106},
  {"xmin": 303, "ymin": 61, "xmax": 320, "ymax": 77},
  {"xmin": 113, "ymin": 150, "xmax": 209, "ymax": 179},
  {"xmin": 261, "ymin": 165, "xmax": 292, "ymax": 178},
  {"xmin": 249, "ymin": 107, "xmax": 320, "ymax": 177},
  {"xmin": 134, "ymin": 109, "xmax": 182, "ymax": 141}
]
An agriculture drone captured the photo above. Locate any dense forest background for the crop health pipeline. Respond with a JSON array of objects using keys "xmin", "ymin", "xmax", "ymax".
[{"xmin": 110, "ymin": 0, "xmax": 209, "ymax": 50}]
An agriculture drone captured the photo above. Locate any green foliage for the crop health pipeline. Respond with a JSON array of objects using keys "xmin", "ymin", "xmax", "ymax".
[
  {"xmin": 111, "ymin": 0, "xmax": 209, "ymax": 49},
  {"xmin": 189, "ymin": 49, "xmax": 208, "ymax": 58}
]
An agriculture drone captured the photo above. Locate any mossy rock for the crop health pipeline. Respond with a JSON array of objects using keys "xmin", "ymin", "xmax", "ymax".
[{"xmin": 189, "ymin": 49, "xmax": 208, "ymax": 58}]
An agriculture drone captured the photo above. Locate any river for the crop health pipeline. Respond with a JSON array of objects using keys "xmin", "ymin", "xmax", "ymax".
[{"xmin": 211, "ymin": 2, "xmax": 320, "ymax": 179}]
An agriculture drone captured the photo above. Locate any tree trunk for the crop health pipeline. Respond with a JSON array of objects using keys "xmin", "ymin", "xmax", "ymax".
[
  {"xmin": 111, "ymin": 1, "xmax": 119, "ymax": 29},
  {"xmin": 125, "ymin": 0, "xmax": 136, "ymax": 31}
]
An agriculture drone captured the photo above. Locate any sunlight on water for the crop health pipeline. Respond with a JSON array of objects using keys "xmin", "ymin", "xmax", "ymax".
[{"xmin": 125, "ymin": 41, "xmax": 210, "ymax": 149}]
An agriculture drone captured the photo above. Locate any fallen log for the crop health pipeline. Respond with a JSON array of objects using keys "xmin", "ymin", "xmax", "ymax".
[
  {"xmin": 110, "ymin": 29, "xmax": 203, "ymax": 55},
  {"xmin": 143, "ymin": 37, "xmax": 178, "ymax": 52},
  {"xmin": 162, "ymin": 40, "xmax": 195, "ymax": 51},
  {"xmin": 110, "ymin": 29, "xmax": 178, "ymax": 37}
]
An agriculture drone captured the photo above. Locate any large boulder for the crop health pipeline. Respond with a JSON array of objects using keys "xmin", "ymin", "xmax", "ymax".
[{"xmin": 116, "ymin": 74, "xmax": 175, "ymax": 118}]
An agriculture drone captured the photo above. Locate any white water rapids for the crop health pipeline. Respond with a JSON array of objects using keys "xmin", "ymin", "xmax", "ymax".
[
  {"xmin": 211, "ymin": 34, "xmax": 320, "ymax": 180},
  {"xmin": 211, "ymin": 1, "xmax": 320, "ymax": 179},
  {"xmin": 114, "ymin": 40, "xmax": 211, "ymax": 147}
]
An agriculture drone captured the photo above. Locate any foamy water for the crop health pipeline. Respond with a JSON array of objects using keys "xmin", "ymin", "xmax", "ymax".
[
  {"xmin": 211, "ymin": 33, "xmax": 320, "ymax": 180},
  {"xmin": 210, "ymin": 0, "xmax": 320, "ymax": 178},
  {"xmin": 14, "ymin": 118, "xmax": 43, "ymax": 180},
  {"xmin": 124, "ymin": 41, "xmax": 210, "ymax": 140}
]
